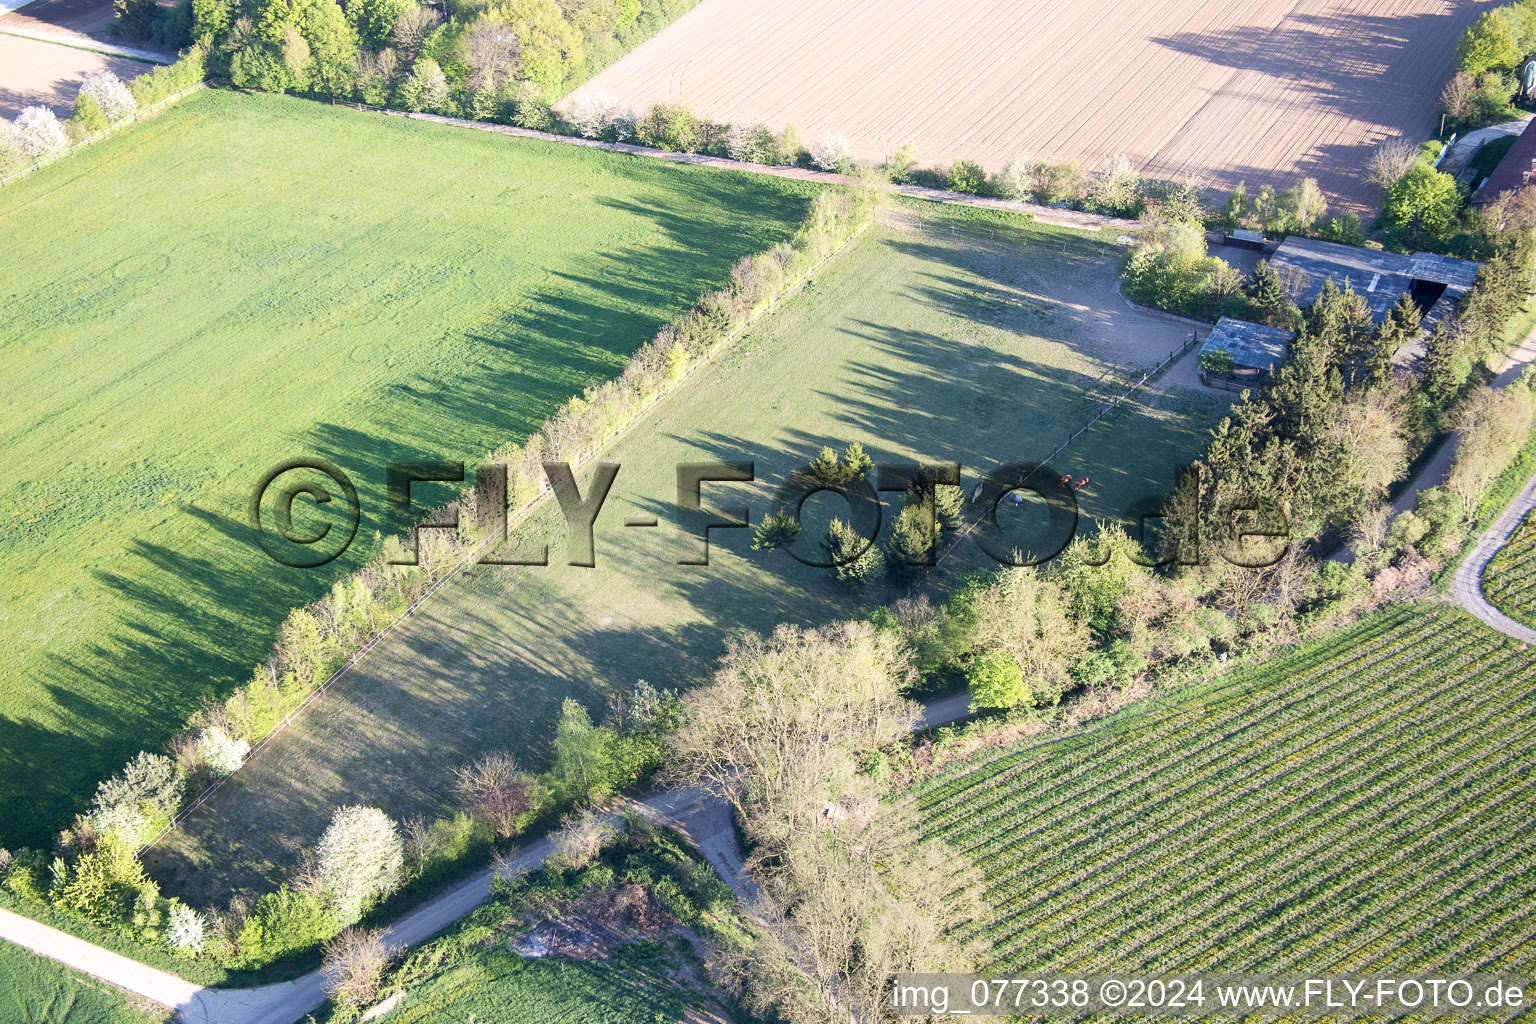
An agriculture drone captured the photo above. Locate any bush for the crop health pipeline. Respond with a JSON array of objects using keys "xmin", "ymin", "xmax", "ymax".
[
  {"xmin": 168, "ymin": 903, "xmax": 207, "ymax": 954},
  {"xmin": 947, "ymin": 159, "xmax": 985, "ymax": 194},
  {"xmin": 1382, "ymin": 164, "xmax": 1462, "ymax": 247},
  {"xmin": 69, "ymin": 93, "xmax": 109, "ymax": 140},
  {"xmin": 634, "ymin": 102, "xmax": 699, "ymax": 152},
  {"xmin": 810, "ymin": 133, "xmax": 851, "ymax": 172},
  {"xmin": 197, "ymin": 726, "xmax": 249, "ymax": 776},
  {"xmin": 828, "ymin": 517, "xmax": 884, "ymax": 587},
  {"xmin": 78, "ymin": 70, "xmax": 136, "ymax": 123},
  {"xmin": 998, "ymin": 156, "xmax": 1031, "ymax": 200},
  {"xmin": 237, "ymin": 887, "xmax": 339, "ymax": 966},
  {"xmin": 321, "ymin": 927, "xmax": 396, "ymax": 1006},
  {"xmin": 966, "ymin": 649, "xmax": 1028, "ymax": 710}
]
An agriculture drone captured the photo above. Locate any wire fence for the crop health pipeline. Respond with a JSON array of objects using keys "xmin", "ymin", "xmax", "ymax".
[
  {"xmin": 915, "ymin": 329, "xmax": 1202, "ymax": 583},
  {"xmin": 145, "ymin": 218, "xmax": 874, "ymax": 849},
  {"xmin": 0, "ymin": 83, "xmax": 205, "ymax": 190}
]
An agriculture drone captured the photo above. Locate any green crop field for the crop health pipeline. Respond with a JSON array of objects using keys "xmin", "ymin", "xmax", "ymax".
[
  {"xmin": 918, "ymin": 604, "xmax": 1536, "ymax": 991},
  {"xmin": 153, "ymin": 204, "xmax": 1231, "ymax": 902},
  {"xmin": 0, "ymin": 942, "xmax": 162, "ymax": 1024},
  {"xmin": 1482, "ymin": 508, "xmax": 1536, "ymax": 629},
  {"xmin": 0, "ymin": 89, "xmax": 812, "ymax": 846}
]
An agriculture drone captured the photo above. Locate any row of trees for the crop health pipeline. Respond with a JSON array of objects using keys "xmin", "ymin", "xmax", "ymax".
[{"xmin": 0, "ymin": 186, "xmax": 874, "ymax": 970}]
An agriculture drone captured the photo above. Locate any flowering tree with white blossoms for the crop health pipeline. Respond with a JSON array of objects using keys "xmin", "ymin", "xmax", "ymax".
[
  {"xmin": 14, "ymin": 106, "xmax": 69, "ymax": 158},
  {"xmin": 79, "ymin": 70, "xmax": 137, "ymax": 123},
  {"xmin": 810, "ymin": 133, "xmax": 851, "ymax": 172},
  {"xmin": 571, "ymin": 91, "xmax": 622, "ymax": 139},
  {"xmin": 198, "ymin": 725, "xmax": 251, "ymax": 776}
]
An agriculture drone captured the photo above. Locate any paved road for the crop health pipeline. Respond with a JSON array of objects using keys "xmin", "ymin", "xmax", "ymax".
[
  {"xmin": 0, "ymin": 696, "xmax": 975, "ymax": 1024},
  {"xmin": 1451, "ymin": 473, "xmax": 1536, "ymax": 643}
]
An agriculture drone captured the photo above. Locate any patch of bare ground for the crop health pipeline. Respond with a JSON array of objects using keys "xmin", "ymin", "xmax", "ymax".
[{"xmin": 565, "ymin": 0, "xmax": 1488, "ymax": 211}]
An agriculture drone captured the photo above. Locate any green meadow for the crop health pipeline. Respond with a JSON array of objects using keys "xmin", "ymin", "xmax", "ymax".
[
  {"xmin": 156, "ymin": 204, "xmax": 1231, "ymax": 901},
  {"xmin": 0, "ymin": 88, "xmax": 812, "ymax": 845}
]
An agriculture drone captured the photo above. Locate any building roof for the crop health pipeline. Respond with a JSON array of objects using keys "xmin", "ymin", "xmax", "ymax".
[
  {"xmin": 1200, "ymin": 317, "xmax": 1295, "ymax": 372},
  {"xmin": 1473, "ymin": 119, "xmax": 1536, "ymax": 205},
  {"xmin": 1268, "ymin": 237, "xmax": 1482, "ymax": 322},
  {"xmin": 1408, "ymin": 251, "xmax": 1481, "ymax": 295}
]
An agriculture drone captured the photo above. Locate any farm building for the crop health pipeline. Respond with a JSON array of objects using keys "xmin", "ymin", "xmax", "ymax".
[
  {"xmin": 1471, "ymin": 119, "xmax": 1536, "ymax": 207},
  {"xmin": 1268, "ymin": 237, "xmax": 1480, "ymax": 327},
  {"xmin": 1198, "ymin": 317, "xmax": 1295, "ymax": 388}
]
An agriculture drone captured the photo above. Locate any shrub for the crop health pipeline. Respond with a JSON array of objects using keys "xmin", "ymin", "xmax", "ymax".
[
  {"xmin": 752, "ymin": 509, "xmax": 802, "ymax": 551},
  {"xmin": 570, "ymin": 90, "xmax": 620, "ymax": 138},
  {"xmin": 1032, "ymin": 159, "xmax": 1085, "ymax": 205},
  {"xmin": 52, "ymin": 841, "xmax": 145, "ymax": 926},
  {"xmin": 69, "ymin": 93, "xmax": 109, "ymax": 140},
  {"xmin": 0, "ymin": 123, "xmax": 25, "ymax": 175},
  {"xmin": 885, "ymin": 141, "xmax": 918, "ymax": 182},
  {"xmin": 90, "ymin": 751, "xmax": 184, "ymax": 848},
  {"xmin": 726, "ymin": 121, "xmax": 776, "ymax": 163},
  {"xmin": 550, "ymin": 808, "xmax": 618, "ymax": 871},
  {"xmin": 1086, "ymin": 153, "xmax": 1142, "ymax": 216},
  {"xmin": 397, "ymin": 57, "xmax": 450, "ymax": 113},
  {"xmin": 966, "ymin": 649, "xmax": 1027, "ymax": 710},
  {"xmin": 453, "ymin": 753, "xmax": 538, "ymax": 838},
  {"xmin": 1382, "ymin": 164, "xmax": 1462, "ymax": 246},
  {"xmin": 197, "ymin": 726, "xmax": 250, "ymax": 776},
  {"xmin": 828, "ymin": 517, "xmax": 884, "ymax": 587},
  {"xmin": 317, "ymin": 806, "xmax": 403, "ymax": 924},
  {"xmin": 1198, "ymin": 348, "xmax": 1236, "ymax": 375},
  {"xmin": 947, "ymin": 158, "xmax": 985, "ymax": 194},
  {"xmin": 321, "ymin": 927, "xmax": 396, "ymax": 1006},
  {"xmin": 810, "ymin": 133, "xmax": 851, "ymax": 172},
  {"xmin": 79, "ymin": 70, "xmax": 136, "ymax": 123},
  {"xmin": 634, "ymin": 102, "xmax": 699, "ymax": 151},
  {"xmin": 237, "ymin": 887, "xmax": 339, "ymax": 965},
  {"xmin": 998, "ymin": 155, "xmax": 1031, "ymax": 200},
  {"xmin": 168, "ymin": 903, "xmax": 207, "ymax": 954},
  {"xmin": 13, "ymin": 106, "xmax": 70, "ymax": 159}
]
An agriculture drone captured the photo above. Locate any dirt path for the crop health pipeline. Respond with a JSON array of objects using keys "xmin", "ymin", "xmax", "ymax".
[{"xmin": 0, "ymin": 697, "xmax": 975, "ymax": 1024}]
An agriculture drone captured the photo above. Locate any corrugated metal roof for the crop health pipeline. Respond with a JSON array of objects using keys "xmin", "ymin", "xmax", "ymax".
[{"xmin": 1200, "ymin": 317, "xmax": 1295, "ymax": 371}]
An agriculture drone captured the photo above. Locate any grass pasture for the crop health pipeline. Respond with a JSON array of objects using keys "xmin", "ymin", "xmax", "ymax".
[
  {"xmin": 153, "ymin": 204, "xmax": 1231, "ymax": 902},
  {"xmin": 0, "ymin": 87, "xmax": 813, "ymax": 846},
  {"xmin": 918, "ymin": 605, "xmax": 1536, "ymax": 990},
  {"xmin": 0, "ymin": 941, "xmax": 163, "ymax": 1024},
  {"xmin": 1482, "ymin": 506, "xmax": 1536, "ymax": 630}
]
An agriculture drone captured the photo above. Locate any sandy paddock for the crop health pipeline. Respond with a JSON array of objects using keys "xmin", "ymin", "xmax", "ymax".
[
  {"xmin": 564, "ymin": 0, "xmax": 1491, "ymax": 210},
  {"xmin": 0, "ymin": 34, "xmax": 147, "ymax": 120}
]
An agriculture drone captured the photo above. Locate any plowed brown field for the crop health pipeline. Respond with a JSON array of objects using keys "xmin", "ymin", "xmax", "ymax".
[{"xmin": 564, "ymin": 0, "xmax": 1489, "ymax": 210}]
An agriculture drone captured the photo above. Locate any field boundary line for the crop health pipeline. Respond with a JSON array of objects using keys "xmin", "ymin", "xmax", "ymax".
[
  {"xmin": 145, "ymin": 217, "xmax": 874, "ymax": 849},
  {"xmin": 0, "ymin": 81, "xmax": 202, "ymax": 189},
  {"xmin": 323, "ymin": 98, "xmax": 1140, "ymax": 233}
]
